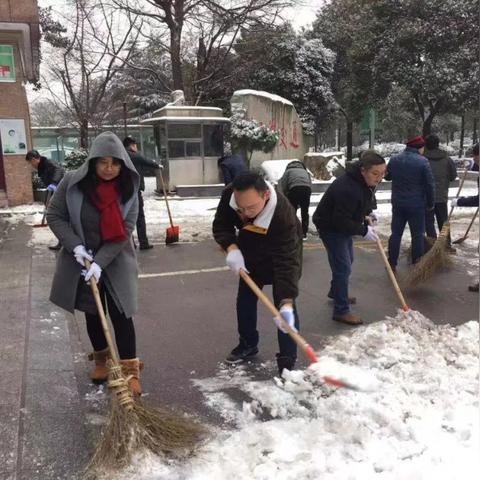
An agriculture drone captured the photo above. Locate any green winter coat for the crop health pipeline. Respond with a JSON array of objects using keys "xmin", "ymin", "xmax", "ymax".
[{"xmin": 46, "ymin": 132, "xmax": 140, "ymax": 318}]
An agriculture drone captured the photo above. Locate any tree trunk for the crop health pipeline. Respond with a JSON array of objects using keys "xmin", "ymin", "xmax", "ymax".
[
  {"xmin": 170, "ymin": 27, "xmax": 184, "ymax": 92},
  {"xmin": 79, "ymin": 119, "xmax": 89, "ymax": 150},
  {"xmin": 459, "ymin": 115, "xmax": 465, "ymax": 157},
  {"xmin": 473, "ymin": 117, "xmax": 478, "ymax": 145},
  {"xmin": 346, "ymin": 119, "xmax": 353, "ymax": 162},
  {"xmin": 422, "ymin": 112, "xmax": 435, "ymax": 137}
]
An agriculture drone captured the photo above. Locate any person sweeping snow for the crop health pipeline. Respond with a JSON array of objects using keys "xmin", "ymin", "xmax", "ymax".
[
  {"xmin": 46, "ymin": 131, "xmax": 143, "ymax": 396},
  {"xmin": 313, "ymin": 150, "xmax": 386, "ymax": 325},
  {"xmin": 212, "ymin": 171, "xmax": 303, "ymax": 375}
]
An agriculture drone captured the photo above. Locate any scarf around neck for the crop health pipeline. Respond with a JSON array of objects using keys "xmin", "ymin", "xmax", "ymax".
[{"xmin": 90, "ymin": 180, "xmax": 126, "ymax": 242}]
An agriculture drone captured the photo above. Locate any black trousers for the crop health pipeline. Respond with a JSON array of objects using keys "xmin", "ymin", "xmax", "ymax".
[
  {"xmin": 287, "ymin": 186, "xmax": 311, "ymax": 236},
  {"xmin": 236, "ymin": 277, "xmax": 298, "ymax": 359},
  {"xmin": 85, "ymin": 285, "xmax": 136, "ymax": 359},
  {"xmin": 136, "ymin": 191, "xmax": 149, "ymax": 247},
  {"xmin": 425, "ymin": 202, "xmax": 451, "ymax": 245}
]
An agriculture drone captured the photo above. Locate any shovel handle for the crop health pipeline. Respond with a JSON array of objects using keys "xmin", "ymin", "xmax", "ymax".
[
  {"xmin": 84, "ymin": 260, "xmax": 120, "ymax": 365},
  {"xmin": 463, "ymin": 207, "xmax": 479, "ymax": 237},
  {"xmin": 238, "ymin": 270, "xmax": 318, "ymax": 364},
  {"xmin": 158, "ymin": 169, "xmax": 175, "ymax": 228},
  {"xmin": 448, "ymin": 167, "xmax": 469, "ymax": 221}
]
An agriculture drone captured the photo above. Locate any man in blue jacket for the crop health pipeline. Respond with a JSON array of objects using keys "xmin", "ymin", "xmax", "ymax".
[{"xmin": 385, "ymin": 136, "xmax": 435, "ymax": 271}]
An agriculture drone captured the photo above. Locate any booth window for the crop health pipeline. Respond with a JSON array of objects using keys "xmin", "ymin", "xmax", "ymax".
[
  {"xmin": 0, "ymin": 45, "xmax": 15, "ymax": 82},
  {"xmin": 168, "ymin": 140, "xmax": 185, "ymax": 158},
  {"xmin": 168, "ymin": 124, "xmax": 201, "ymax": 139},
  {"xmin": 186, "ymin": 142, "xmax": 201, "ymax": 157},
  {"xmin": 203, "ymin": 124, "xmax": 223, "ymax": 156}
]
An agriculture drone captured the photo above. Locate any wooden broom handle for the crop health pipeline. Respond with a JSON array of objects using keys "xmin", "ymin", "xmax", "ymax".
[
  {"xmin": 85, "ymin": 260, "xmax": 120, "ymax": 365},
  {"xmin": 375, "ymin": 237, "xmax": 409, "ymax": 311},
  {"xmin": 238, "ymin": 269, "xmax": 318, "ymax": 364},
  {"xmin": 158, "ymin": 169, "xmax": 175, "ymax": 228},
  {"xmin": 366, "ymin": 217, "xmax": 409, "ymax": 311},
  {"xmin": 449, "ymin": 167, "xmax": 469, "ymax": 221}
]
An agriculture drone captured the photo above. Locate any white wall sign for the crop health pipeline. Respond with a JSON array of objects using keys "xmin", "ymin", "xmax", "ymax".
[{"xmin": 0, "ymin": 119, "xmax": 27, "ymax": 155}]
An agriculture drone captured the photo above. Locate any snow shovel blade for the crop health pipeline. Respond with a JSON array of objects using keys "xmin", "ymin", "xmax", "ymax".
[
  {"xmin": 165, "ymin": 225, "xmax": 179, "ymax": 244},
  {"xmin": 452, "ymin": 236, "xmax": 467, "ymax": 244}
]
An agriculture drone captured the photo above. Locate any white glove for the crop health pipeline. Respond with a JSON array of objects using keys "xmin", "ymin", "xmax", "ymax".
[
  {"xmin": 369, "ymin": 211, "xmax": 379, "ymax": 225},
  {"xmin": 273, "ymin": 305, "xmax": 297, "ymax": 333},
  {"xmin": 83, "ymin": 262, "xmax": 102, "ymax": 283},
  {"xmin": 363, "ymin": 225, "xmax": 379, "ymax": 242},
  {"xmin": 73, "ymin": 245, "xmax": 93, "ymax": 267},
  {"xmin": 226, "ymin": 249, "xmax": 247, "ymax": 275},
  {"xmin": 450, "ymin": 198, "xmax": 458, "ymax": 208}
]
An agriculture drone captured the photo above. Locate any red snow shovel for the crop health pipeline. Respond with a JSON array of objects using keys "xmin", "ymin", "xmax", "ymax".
[
  {"xmin": 238, "ymin": 269, "xmax": 362, "ymax": 391},
  {"xmin": 33, "ymin": 190, "xmax": 52, "ymax": 228},
  {"xmin": 158, "ymin": 169, "xmax": 179, "ymax": 244}
]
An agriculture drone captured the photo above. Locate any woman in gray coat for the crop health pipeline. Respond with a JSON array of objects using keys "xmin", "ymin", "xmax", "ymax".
[{"xmin": 46, "ymin": 132, "xmax": 143, "ymax": 395}]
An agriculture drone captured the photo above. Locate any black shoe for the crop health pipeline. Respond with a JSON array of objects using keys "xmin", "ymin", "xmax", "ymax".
[
  {"xmin": 276, "ymin": 354, "xmax": 296, "ymax": 376},
  {"xmin": 48, "ymin": 242, "xmax": 61, "ymax": 251},
  {"xmin": 468, "ymin": 283, "xmax": 479, "ymax": 292},
  {"xmin": 139, "ymin": 244, "xmax": 153, "ymax": 250},
  {"xmin": 225, "ymin": 343, "xmax": 259, "ymax": 364}
]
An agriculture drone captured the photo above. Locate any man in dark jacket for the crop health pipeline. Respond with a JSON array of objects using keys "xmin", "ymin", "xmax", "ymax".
[
  {"xmin": 26, "ymin": 149, "xmax": 65, "ymax": 192},
  {"xmin": 385, "ymin": 136, "xmax": 435, "ymax": 270},
  {"xmin": 26, "ymin": 149, "xmax": 65, "ymax": 250},
  {"xmin": 313, "ymin": 151, "xmax": 385, "ymax": 325},
  {"xmin": 123, "ymin": 137, "xmax": 161, "ymax": 250},
  {"xmin": 212, "ymin": 171, "xmax": 302, "ymax": 375},
  {"xmin": 279, "ymin": 160, "xmax": 312, "ymax": 239},
  {"xmin": 424, "ymin": 134, "xmax": 457, "ymax": 248},
  {"xmin": 218, "ymin": 153, "xmax": 247, "ymax": 185}
]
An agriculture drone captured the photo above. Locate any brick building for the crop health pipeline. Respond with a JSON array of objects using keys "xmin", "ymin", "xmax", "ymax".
[{"xmin": 0, "ymin": 0, "xmax": 40, "ymax": 207}]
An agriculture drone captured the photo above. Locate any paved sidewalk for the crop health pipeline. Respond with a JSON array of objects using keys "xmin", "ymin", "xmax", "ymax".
[{"xmin": 0, "ymin": 218, "xmax": 478, "ymax": 479}]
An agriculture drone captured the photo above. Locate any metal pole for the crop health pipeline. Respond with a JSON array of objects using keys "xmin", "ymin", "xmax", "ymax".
[{"xmin": 123, "ymin": 102, "xmax": 127, "ymax": 138}]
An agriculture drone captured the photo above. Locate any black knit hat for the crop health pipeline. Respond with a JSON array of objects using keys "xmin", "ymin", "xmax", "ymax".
[
  {"xmin": 25, "ymin": 149, "xmax": 40, "ymax": 161},
  {"xmin": 123, "ymin": 136, "xmax": 137, "ymax": 148}
]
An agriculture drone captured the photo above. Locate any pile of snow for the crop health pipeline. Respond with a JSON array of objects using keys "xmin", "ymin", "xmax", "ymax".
[{"xmin": 112, "ymin": 310, "xmax": 479, "ymax": 480}]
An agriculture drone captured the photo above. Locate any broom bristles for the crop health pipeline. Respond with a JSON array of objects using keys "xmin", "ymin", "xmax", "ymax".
[
  {"xmin": 84, "ymin": 362, "xmax": 205, "ymax": 479},
  {"xmin": 403, "ymin": 225, "xmax": 452, "ymax": 287}
]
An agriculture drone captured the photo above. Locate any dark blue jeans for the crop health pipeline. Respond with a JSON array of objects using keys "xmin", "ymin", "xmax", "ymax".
[
  {"xmin": 236, "ymin": 278, "xmax": 298, "ymax": 359},
  {"xmin": 320, "ymin": 232, "xmax": 354, "ymax": 316},
  {"xmin": 388, "ymin": 204, "xmax": 425, "ymax": 267}
]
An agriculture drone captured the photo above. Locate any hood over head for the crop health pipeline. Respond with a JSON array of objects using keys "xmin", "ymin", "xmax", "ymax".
[
  {"xmin": 68, "ymin": 131, "xmax": 140, "ymax": 192},
  {"xmin": 286, "ymin": 160, "xmax": 307, "ymax": 170}
]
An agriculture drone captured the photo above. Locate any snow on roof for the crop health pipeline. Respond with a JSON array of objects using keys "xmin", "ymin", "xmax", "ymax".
[
  {"xmin": 141, "ymin": 116, "xmax": 230, "ymax": 125},
  {"xmin": 232, "ymin": 89, "xmax": 293, "ymax": 106}
]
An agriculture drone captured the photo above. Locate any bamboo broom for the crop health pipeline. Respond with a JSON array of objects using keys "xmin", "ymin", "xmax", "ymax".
[
  {"xmin": 83, "ymin": 261, "xmax": 203, "ymax": 479},
  {"xmin": 404, "ymin": 167, "xmax": 469, "ymax": 287}
]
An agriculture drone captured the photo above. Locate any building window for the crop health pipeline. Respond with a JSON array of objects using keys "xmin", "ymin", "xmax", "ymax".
[
  {"xmin": 0, "ymin": 45, "xmax": 15, "ymax": 82},
  {"xmin": 186, "ymin": 142, "xmax": 201, "ymax": 157},
  {"xmin": 168, "ymin": 140, "xmax": 185, "ymax": 158}
]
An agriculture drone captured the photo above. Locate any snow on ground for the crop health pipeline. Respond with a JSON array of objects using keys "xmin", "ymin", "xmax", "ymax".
[{"xmin": 110, "ymin": 310, "xmax": 479, "ymax": 480}]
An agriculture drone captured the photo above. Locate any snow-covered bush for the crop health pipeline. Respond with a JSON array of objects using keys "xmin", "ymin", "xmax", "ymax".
[
  {"xmin": 230, "ymin": 104, "xmax": 279, "ymax": 167},
  {"xmin": 64, "ymin": 149, "xmax": 88, "ymax": 170}
]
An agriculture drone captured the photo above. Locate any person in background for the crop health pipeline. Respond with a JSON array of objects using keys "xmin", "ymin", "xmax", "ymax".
[
  {"xmin": 123, "ymin": 136, "xmax": 161, "ymax": 250},
  {"xmin": 313, "ymin": 150, "xmax": 385, "ymax": 325},
  {"xmin": 213, "ymin": 171, "xmax": 302, "ymax": 375},
  {"xmin": 423, "ymin": 134, "xmax": 457, "ymax": 251},
  {"xmin": 385, "ymin": 136, "xmax": 435, "ymax": 271},
  {"xmin": 217, "ymin": 151, "xmax": 248, "ymax": 185},
  {"xmin": 46, "ymin": 132, "xmax": 143, "ymax": 396},
  {"xmin": 279, "ymin": 160, "xmax": 312, "ymax": 240},
  {"xmin": 26, "ymin": 149, "xmax": 65, "ymax": 251},
  {"xmin": 451, "ymin": 143, "xmax": 479, "ymax": 292}
]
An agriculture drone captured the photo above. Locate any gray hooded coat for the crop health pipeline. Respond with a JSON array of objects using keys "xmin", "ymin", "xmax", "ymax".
[
  {"xmin": 46, "ymin": 132, "xmax": 140, "ymax": 318},
  {"xmin": 423, "ymin": 148, "xmax": 457, "ymax": 203},
  {"xmin": 278, "ymin": 161, "xmax": 312, "ymax": 194}
]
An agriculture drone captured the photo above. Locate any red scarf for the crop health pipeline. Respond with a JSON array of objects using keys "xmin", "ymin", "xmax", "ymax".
[{"xmin": 91, "ymin": 180, "xmax": 126, "ymax": 242}]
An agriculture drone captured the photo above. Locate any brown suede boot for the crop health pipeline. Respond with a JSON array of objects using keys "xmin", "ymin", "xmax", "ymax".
[
  {"xmin": 88, "ymin": 348, "xmax": 110, "ymax": 384},
  {"xmin": 333, "ymin": 313, "xmax": 363, "ymax": 325},
  {"xmin": 120, "ymin": 358, "xmax": 143, "ymax": 396}
]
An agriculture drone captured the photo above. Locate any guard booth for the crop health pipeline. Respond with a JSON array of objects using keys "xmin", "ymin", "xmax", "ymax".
[{"xmin": 141, "ymin": 106, "xmax": 230, "ymax": 191}]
